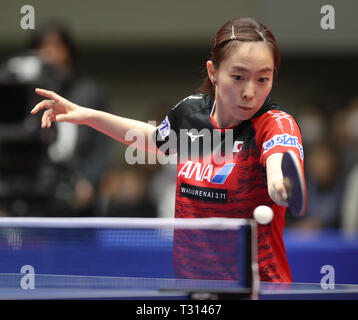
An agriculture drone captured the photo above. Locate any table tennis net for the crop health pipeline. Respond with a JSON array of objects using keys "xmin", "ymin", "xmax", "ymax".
[{"xmin": 0, "ymin": 217, "xmax": 257, "ymax": 292}]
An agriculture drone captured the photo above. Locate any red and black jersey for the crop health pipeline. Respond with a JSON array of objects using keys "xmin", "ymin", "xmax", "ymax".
[{"xmin": 155, "ymin": 93, "xmax": 304, "ymax": 282}]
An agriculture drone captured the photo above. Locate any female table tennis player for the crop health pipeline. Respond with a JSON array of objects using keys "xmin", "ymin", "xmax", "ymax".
[{"xmin": 31, "ymin": 18, "xmax": 304, "ymax": 282}]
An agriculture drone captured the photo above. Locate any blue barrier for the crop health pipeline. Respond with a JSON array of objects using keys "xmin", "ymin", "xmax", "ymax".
[{"xmin": 285, "ymin": 228, "xmax": 358, "ymax": 284}]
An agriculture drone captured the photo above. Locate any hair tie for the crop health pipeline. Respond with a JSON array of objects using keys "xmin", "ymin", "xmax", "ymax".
[
  {"xmin": 231, "ymin": 25, "xmax": 237, "ymax": 40},
  {"xmin": 257, "ymin": 30, "xmax": 266, "ymax": 41}
]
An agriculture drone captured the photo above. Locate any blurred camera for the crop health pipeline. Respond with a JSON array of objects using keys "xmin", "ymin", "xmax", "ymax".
[
  {"xmin": 0, "ymin": 52, "xmax": 62, "ymax": 135},
  {"xmin": 0, "ymin": 52, "xmax": 60, "ymax": 198}
]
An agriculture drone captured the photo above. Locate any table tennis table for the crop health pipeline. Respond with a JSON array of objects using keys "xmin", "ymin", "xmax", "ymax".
[
  {"xmin": 1, "ymin": 273, "xmax": 358, "ymax": 300},
  {"xmin": 0, "ymin": 217, "xmax": 357, "ymax": 301}
]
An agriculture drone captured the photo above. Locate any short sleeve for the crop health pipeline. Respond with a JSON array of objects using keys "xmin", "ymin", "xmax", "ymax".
[
  {"xmin": 252, "ymin": 110, "xmax": 304, "ymax": 167},
  {"xmin": 154, "ymin": 99, "xmax": 184, "ymax": 155}
]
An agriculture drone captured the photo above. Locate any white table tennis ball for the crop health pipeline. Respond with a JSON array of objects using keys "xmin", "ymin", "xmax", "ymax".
[{"xmin": 253, "ymin": 205, "xmax": 273, "ymax": 224}]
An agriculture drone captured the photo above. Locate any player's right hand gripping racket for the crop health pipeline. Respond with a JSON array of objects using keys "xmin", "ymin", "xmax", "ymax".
[{"xmin": 281, "ymin": 150, "xmax": 307, "ymax": 217}]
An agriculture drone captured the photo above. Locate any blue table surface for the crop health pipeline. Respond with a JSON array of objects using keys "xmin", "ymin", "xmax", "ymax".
[{"xmin": 1, "ymin": 274, "xmax": 358, "ymax": 300}]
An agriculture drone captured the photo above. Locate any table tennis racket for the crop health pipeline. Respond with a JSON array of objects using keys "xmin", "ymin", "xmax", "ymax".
[{"xmin": 281, "ymin": 150, "xmax": 307, "ymax": 217}]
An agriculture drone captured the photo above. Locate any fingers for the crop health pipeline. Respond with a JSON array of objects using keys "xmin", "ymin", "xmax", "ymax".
[
  {"xmin": 274, "ymin": 186, "xmax": 288, "ymax": 206},
  {"xmin": 41, "ymin": 109, "xmax": 71, "ymax": 128},
  {"xmin": 31, "ymin": 88, "xmax": 62, "ymax": 114},
  {"xmin": 31, "ymin": 89, "xmax": 69, "ymax": 128},
  {"xmin": 283, "ymin": 177, "xmax": 291, "ymax": 200},
  {"xmin": 35, "ymin": 88, "xmax": 61, "ymax": 101},
  {"xmin": 31, "ymin": 99, "xmax": 55, "ymax": 115},
  {"xmin": 278, "ymin": 187, "xmax": 289, "ymax": 206},
  {"xmin": 268, "ymin": 179, "xmax": 289, "ymax": 207},
  {"xmin": 41, "ymin": 109, "xmax": 55, "ymax": 128}
]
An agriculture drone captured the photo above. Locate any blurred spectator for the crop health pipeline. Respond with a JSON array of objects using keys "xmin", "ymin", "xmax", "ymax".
[
  {"xmin": 98, "ymin": 165, "xmax": 156, "ymax": 217},
  {"xmin": 0, "ymin": 42, "xmax": 59, "ymax": 217},
  {"xmin": 332, "ymin": 97, "xmax": 358, "ymax": 176},
  {"xmin": 0, "ymin": 21, "xmax": 110, "ymax": 217},
  {"xmin": 30, "ymin": 21, "xmax": 111, "ymax": 217},
  {"xmin": 341, "ymin": 164, "xmax": 358, "ymax": 236},
  {"xmin": 290, "ymin": 143, "xmax": 344, "ymax": 229},
  {"xmin": 296, "ymin": 104, "xmax": 328, "ymax": 148},
  {"xmin": 149, "ymin": 161, "xmax": 177, "ymax": 218},
  {"xmin": 144, "ymin": 105, "xmax": 178, "ymax": 218}
]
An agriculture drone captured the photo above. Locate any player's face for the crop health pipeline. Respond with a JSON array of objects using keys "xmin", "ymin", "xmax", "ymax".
[{"xmin": 210, "ymin": 42, "xmax": 274, "ymax": 128}]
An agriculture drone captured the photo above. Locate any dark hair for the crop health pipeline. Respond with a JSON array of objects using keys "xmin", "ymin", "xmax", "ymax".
[
  {"xmin": 29, "ymin": 21, "xmax": 76, "ymax": 61},
  {"xmin": 199, "ymin": 17, "xmax": 281, "ymax": 97}
]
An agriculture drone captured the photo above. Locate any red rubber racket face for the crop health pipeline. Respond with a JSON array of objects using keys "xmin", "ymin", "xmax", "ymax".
[{"xmin": 281, "ymin": 150, "xmax": 307, "ymax": 217}]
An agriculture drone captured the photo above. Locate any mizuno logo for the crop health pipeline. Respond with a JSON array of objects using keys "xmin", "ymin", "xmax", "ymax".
[{"xmin": 186, "ymin": 131, "xmax": 205, "ymax": 142}]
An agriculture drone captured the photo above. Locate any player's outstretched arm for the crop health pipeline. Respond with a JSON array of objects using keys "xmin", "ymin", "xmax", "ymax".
[
  {"xmin": 31, "ymin": 88, "xmax": 156, "ymax": 150},
  {"xmin": 266, "ymin": 153, "xmax": 289, "ymax": 207}
]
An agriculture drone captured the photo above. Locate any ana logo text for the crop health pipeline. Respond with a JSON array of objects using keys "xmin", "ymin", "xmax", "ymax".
[{"xmin": 178, "ymin": 161, "xmax": 235, "ymax": 184}]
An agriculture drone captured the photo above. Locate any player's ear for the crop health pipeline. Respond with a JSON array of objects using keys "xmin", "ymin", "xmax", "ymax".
[{"xmin": 206, "ymin": 60, "xmax": 217, "ymax": 85}]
